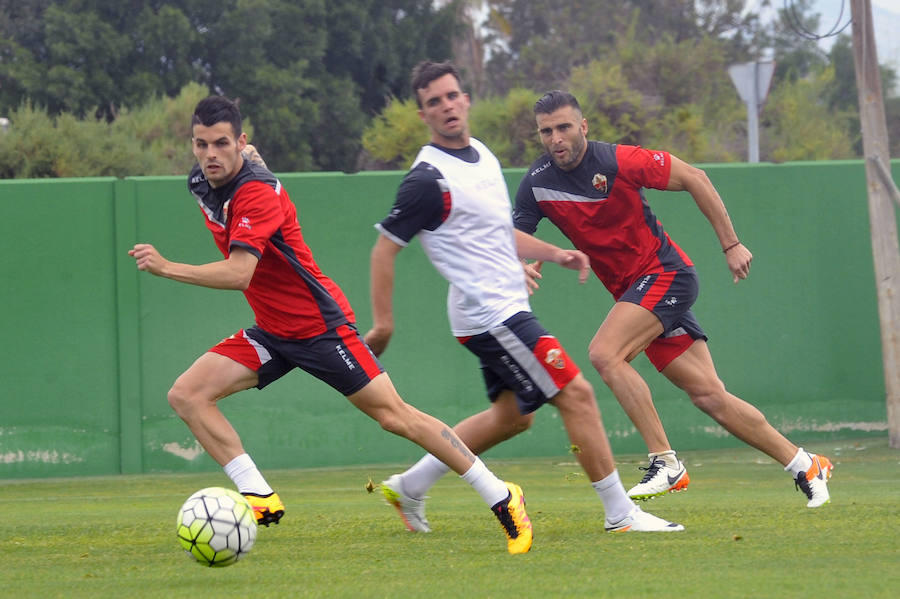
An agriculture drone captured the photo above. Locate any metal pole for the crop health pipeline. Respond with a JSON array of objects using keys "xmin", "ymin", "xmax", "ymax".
[{"xmin": 748, "ymin": 62, "xmax": 760, "ymax": 163}]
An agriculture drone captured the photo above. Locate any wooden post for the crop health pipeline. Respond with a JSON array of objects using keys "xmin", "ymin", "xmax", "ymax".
[{"xmin": 850, "ymin": 0, "xmax": 900, "ymax": 448}]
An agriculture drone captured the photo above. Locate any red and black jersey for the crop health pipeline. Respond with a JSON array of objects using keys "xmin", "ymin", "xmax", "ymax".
[
  {"xmin": 188, "ymin": 161, "xmax": 355, "ymax": 339},
  {"xmin": 513, "ymin": 141, "xmax": 693, "ymax": 299}
]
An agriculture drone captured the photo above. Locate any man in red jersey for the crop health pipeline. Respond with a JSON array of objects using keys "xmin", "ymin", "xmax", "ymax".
[
  {"xmin": 128, "ymin": 96, "xmax": 533, "ymax": 553},
  {"xmin": 513, "ymin": 90, "xmax": 833, "ymax": 508}
]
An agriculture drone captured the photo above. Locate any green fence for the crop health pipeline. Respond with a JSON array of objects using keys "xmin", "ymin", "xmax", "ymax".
[{"xmin": 0, "ymin": 161, "xmax": 892, "ymax": 479}]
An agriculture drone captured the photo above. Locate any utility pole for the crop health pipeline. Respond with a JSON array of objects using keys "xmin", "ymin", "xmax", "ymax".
[{"xmin": 850, "ymin": 0, "xmax": 900, "ymax": 448}]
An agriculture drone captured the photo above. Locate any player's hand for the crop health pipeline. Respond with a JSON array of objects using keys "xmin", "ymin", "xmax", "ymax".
[
  {"xmin": 523, "ymin": 260, "xmax": 543, "ymax": 295},
  {"xmin": 725, "ymin": 243, "xmax": 752, "ymax": 283},
  {"xmin": 556, "ymin": 249, "xmax": 591, "ymax": 284},
  {"xmin": 363, "ymin": 327, "xmax": 392, "ymax": 357},
  {"xmin": 128, "ymin": 243, "xmax": 169, "ymax": 277}
]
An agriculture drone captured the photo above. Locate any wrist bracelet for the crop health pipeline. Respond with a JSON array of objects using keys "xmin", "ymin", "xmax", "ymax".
[{"xmin": 723, "ymin": 241, "xmax": 741, "ymax": 253}]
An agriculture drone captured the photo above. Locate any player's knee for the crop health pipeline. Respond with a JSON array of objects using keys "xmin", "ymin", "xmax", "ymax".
[
  {"xmin": 687, "ymin": 381, "xmax": 727, "ymax": 414},
  {"xmin": 554, "ymin": 376, "xmax": 599, "ymax": 416},
  {"xmin": 568, "ymin": 375, "xmax": 596, "ymax": 401},
  {"xmin": 167, "ymin": 384, "xmax": 193, "ymax": 417},
  {"xmin": 166, "ymin": 379, "xmax": 213, "ymax": 418},
  {"xmin": 373, "ymin": 404, "xmax": 414, "ymax": 438},
  {"xmin": 377, "ymin": 416, "xmax": 405, "ymax": 436},
  {"xmin": 506, "ymin": 412, "xmax": 534, "ymax": 436},
  {"xmin": 588, "ymin": 345, "xmax": 618, "ymax": 379}
]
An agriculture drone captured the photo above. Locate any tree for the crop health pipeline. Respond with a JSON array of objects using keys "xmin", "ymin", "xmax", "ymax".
[
  {"xmin": 761, "ymin": 66, "xmax": 856, "ymax": 162},
  {"xmin": 824, "ymin": 34, "xmax": 899, "ymax": 156},
  {"xmin": 769, "ymin": 0, "xmax": 830, "ymax": 82},
  {"xmin": 479, "ymin": 0, "xmax": 764, "ymax": 97},
  {"xmin": 0, "ymin": 1, "xmax": 207, "ymax": 120},
  {"xmin": 0, "ymin": 0, "xmax": 460, "ymax": 173},
  {"xmin": 481, "ymin": 0, "xmax": 620, "ymax": 95}
]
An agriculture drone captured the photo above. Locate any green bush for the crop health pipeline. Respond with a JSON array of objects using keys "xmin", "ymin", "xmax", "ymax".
[
  {"xmin": 0, "ymin": 83, "xmax": 268, "ymax": 179},
  {"xmin": 763, "ymin": 67, "xmax": 856, "ymax": 162},
  {"xmin": 470, "ymin": 87, "xmax": 544, "ymax": 167},
  {"xmin": 361, "ymin": 97, "xmax": 429, "ymax": 170}
]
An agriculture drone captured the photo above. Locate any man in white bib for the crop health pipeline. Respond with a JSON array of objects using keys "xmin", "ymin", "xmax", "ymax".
[{"xmin": 365, "ymin": 61, "xmax": 683, "ymax": 545}]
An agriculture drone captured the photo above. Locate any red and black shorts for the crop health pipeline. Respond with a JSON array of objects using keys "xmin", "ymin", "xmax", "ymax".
[
  {"xmin": 457, "ymin": 311, "xmax": 581, "ymax": 415},
  {"xmin": 618, "ymin": 266, "xmax": 708, "ymax": 371},
  {"xmin": 209, "ymin": 323, "xmax": 384, "ymax": 396}
]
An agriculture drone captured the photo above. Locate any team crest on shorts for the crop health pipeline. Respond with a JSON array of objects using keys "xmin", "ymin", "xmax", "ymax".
[
  {"xmin": 544, "ymin": 348, "xmax": 566, "ymax": 369},
  {"xmin": 592, "ymin": 173, "xmax": 607, "ymax": 193}
]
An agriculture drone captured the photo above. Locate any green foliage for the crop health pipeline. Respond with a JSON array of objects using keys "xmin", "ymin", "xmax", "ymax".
[
  {"xmin": 0, "ymin": 104, "xmax": 53, "ymax": 178},
  {"xmin": 360, "ymin": 44, "xmax": 857, "ymax": 169},
  {"xmin": 824, "ymin": 35, "xmax": 900, "ymax": 156},
  {"xmin": 0, "ymin": 83, "xmax": 234, "ymax": 178},
  {"xmin": 229, "ymin": 60, "xmax": 321, "ymax": 172},
  {"xmin": 0, "ymin": 0, "xmax": 459, "ymax": 173},
  {"xmin": 470, "ymin": 0, "xmax": 898, "ymax": 165},
  {"xmin": 568, "ymin": 62, "xmax": 647, "ymax": 147},
  {"xmin": 1, "ymin": 0, "xmax": 897, "ymax": 175},
  {"xmin": 647, "ymin": 104, "xmax": 715, "ymax": 161},
  {"xmin": 320, "ymin": 0, "xmax": 457, "ymax": 114},
  {"xmin": 361, "ymin": 88, "xmax": 545, "ymax": 169},
  {"xmin": 0, "ymin": 103, "xmax": 155, "ymax": 178},
  {"xmin": 481, "ymin": 0, "xmax": 622, "ymax": 95},
  {"xmin": 111, "ymin": 82, "xmax": 217, "ymax": 175},
  {"xmin": 769, "ymin": 0, "xmax": 829, "ymax": 83},
  {"xmin": 469, "ymin": 87, "xmax": 544, "ymax": 167},
  {"xmin": 361, "ymin": 97, "xmax": 428, "ymax": 170},
  {"xmin": 301, "ymin": 74, "xmax": 369, "ymax": 173},
  {"xmin": 762, "ymin": 67, "xmax": 856, "ymax": 162},
  {"xmin": 480, "ymin": 0, "xmax": 758, "ymax": 97}
]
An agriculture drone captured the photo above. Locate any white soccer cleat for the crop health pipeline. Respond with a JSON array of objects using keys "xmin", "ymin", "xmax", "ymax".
[
  {"xmin": 626, "ymin": 456, "xmax": 690, "ymax": 501},
  {"xmin": 605, "ymin": 505, "xmax": 684, "ymax": 533},
  {"xmin": 795, "ymin": 453, "xmax": 833, "ymax": 508},
  {"xmin": 381, "ymin": 474, "xmax": 431, "ymax": 532}
]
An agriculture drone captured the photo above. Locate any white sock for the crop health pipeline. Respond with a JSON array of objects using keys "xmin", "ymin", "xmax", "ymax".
[
  {"xmin": 460, "ymin": 457, "xmax": 509, "ymax": 507},
  {"xmin": 648, "ymin": 449, "xmax": 680, "ymax": 469},
  {"xmin": 592, "ymin": 470, "xmax": 635, "ymax": 523},
  {"xmin": 223, "ymin": 453, "xmax": 274, "ymax": 495},
  {"xmin": 784, "ymin": 447, "xmax": 813, "ymax": 478},
  {"xmin": 401, "ymin": 454, "xmax": 451, "ymax": 499}
]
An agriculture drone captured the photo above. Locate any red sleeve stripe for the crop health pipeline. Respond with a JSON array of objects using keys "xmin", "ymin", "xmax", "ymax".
[
  {"xmin": 437, "ymin": 178, "xmax": 452, "ymax": 223},
  {"xmin": 441, "ymin": 190, "xmax": 452, "ymax": 223}
]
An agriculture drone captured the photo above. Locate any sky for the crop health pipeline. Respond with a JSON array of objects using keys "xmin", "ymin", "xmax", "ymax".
[
  {"xmin": 865, "ymin": 0, "xmax": 899, "ymax": 71},
  {"xmin": 817, "ymin": 0, "xmax": 899, "ymax": 63},
  {"xmin": 748, "ymin": 0, "xmax": 900, "ymax": 71}
]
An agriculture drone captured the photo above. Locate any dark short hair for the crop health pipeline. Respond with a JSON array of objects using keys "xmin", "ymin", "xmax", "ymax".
[
  {"xmin": 533, "ymin": 90, "xmax": 582, "ymax": 116},
  {"xmin": 410, "ymin": 61, "xmax": 461, "ymax": 107},
  {"xmin": 191, "ymin": 95, "xmax": 242, "ymax": 137}
]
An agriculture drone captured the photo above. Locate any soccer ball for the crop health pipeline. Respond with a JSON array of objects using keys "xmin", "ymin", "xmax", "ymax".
[{"xmin": 176, "ymin": 487, "xmax": 258, "ymax": 567}]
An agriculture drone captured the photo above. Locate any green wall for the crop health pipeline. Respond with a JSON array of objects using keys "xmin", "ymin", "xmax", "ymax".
[{"xmin": 0, "ymin": 161, "xmax": 891, "ymax": 479}]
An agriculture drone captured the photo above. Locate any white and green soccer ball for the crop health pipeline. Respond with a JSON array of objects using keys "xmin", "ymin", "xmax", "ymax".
[{"xmin": 176, "ymin": 487, "xmax": 257, "ymax": 567}]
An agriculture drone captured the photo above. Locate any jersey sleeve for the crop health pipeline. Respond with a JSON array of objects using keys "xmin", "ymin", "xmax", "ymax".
[
  {"xmin": 512, "ymin": 173, "xmax": 543, "ymax": 234},
  {"xmin": 375, "ymin": 162, "xmax": 445, "ymax": 246},
  {"xmin": 614, "ymin": 145, "xmax": 672, "ymax": 191},
  {"xmin": 227, "ymin": 181, "xmax": 284, "ymax": 258}
]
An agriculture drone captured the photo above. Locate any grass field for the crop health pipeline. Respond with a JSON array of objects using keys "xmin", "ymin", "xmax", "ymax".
[{"xmin": 3, "ymin": 437, "xmax": 898, "ymax": 599}]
